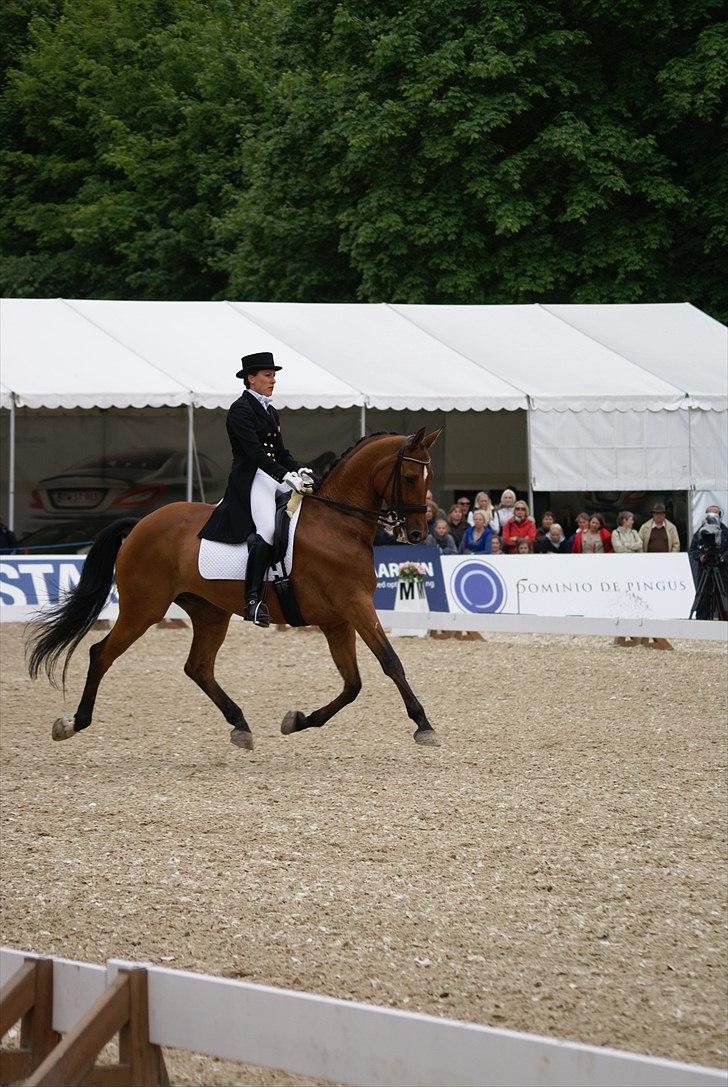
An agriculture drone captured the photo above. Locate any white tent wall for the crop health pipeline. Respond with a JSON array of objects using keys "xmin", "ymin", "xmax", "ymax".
[{"xmin": 529, "ymin": 407, "xmax": 692, "ymax": 492}]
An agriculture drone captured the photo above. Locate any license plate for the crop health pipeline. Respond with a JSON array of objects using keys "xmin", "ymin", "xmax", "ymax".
[{"xmin": 50, "ymin": 490, "xmax": 105, "ymax": 508}]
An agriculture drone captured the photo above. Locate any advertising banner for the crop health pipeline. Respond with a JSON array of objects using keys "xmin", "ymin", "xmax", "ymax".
[
  {"xmin": 440, "ymin": 553, "xmax": 695, "ymax": 620},
  {"xmin": 373, "ymin": 547, "xmax": 448, "ymax": 612},
  {"xmin": 0, "ymin": 556, "xmax": 118, "ymax": 618}
]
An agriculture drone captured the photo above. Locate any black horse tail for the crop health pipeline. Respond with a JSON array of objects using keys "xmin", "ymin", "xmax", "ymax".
[{"xmin": 26, "ymin": 518, "xmax": 138, "ymax": 688}]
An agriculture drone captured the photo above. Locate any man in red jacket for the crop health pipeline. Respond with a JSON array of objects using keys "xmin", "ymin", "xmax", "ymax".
[{"xmin": 502, "ymin": 500, "xmax": 536, "ymax": 553}]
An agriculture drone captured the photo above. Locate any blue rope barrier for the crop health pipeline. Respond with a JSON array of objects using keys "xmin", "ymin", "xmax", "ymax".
[{"xmin": 0, "ymin": 540, "xmax": 94, "ymax": 554}]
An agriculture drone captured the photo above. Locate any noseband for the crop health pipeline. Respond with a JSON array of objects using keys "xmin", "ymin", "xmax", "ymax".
[{"xmin": 304, "ymin": 436, "xmax": 430, "ymax": 531}]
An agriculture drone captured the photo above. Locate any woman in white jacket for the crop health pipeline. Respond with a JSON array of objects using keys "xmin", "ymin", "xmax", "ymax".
[{"xmin": 611, "ymin": 510, "xmax": 642, "ymax": 553}]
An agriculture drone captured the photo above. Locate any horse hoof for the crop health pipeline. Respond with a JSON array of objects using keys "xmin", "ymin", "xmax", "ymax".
[
  {"xmin": 52, "ymin": 716, "xmax": 76, "ymax": 741},
  {"xmin": 281, "ymin": 710, "xmax": 306, "ymax": 735},
  {"xmin": 230, "ymin": 728, "xmax": 254, "ymax": 751},
  {"xmin": 414, "ymin": 729, "xmax": 440, "ymax": 747}
]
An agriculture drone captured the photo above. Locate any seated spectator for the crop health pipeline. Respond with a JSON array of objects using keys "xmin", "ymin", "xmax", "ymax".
[
  {"xmin": 468, "ymin": 491, "xmax": 498, "ymax": 532},
  {"xmin": 639, "ymin": 502, "xmax": 680, "ymax": 553},
  {"xmin": 502, "ymin": 500, "xmax": 536, "ymax": 553},
  {"xmin": 612, "ymin": 511, "xmax": 642, "ymax": 553},
  {"xmin": 566, "ymin": 511, "xmax": 589, "ymax": 551},
  {"xmin": 459, "ymin": 509, "xmax": 492, "ymax": 554},
  {"xmin": 539, "ymin": 523, "xmax": 569, "ymax": 554},
  {"xmin": 514, "ymin": 538, "xmax": 533, "ymax": 555},
  {"xmin": 493, "ymin": 489, "xmax": 516, "ymax": 533},
  {"xmin": 426, "ymin": 518, "xmax": 458, "ymax": 554},
  {"xmin": 426, "ymin": 489, "xmax": 447, "ymax": 520},
  {"xmin": 446, "ymin": 503, "xmax": 468, "ymax": 547},
  {"xmin": 572, "ymin": 513, "xmax": 614, "ymax": 553},
  {"xmin": 455, "ymin": 495, "xmax": 472, "ymax": 523},
  {"xmin": 489, "ymin": 535, "xmax": 503, "ymax": 555}
]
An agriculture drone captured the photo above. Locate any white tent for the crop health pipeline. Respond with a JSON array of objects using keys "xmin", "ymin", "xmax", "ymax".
[{"xmin": 1, "ymin": 298, "xmax": 726, "ymax": 532}]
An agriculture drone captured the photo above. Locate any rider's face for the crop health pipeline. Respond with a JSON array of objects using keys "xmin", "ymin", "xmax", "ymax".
[{"xmin": 248, "ymin": 369, "xmax": 277, "ymax": 396}]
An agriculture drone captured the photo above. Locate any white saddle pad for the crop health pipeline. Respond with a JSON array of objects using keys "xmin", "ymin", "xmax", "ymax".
[{"xmin": 198, "ymin": 503, "xmax": 301, "ymax": 580}]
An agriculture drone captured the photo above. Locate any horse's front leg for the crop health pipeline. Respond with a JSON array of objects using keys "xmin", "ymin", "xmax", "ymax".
[
  {"xmin": 281, "ymin": 621, "xmax": 362, "ymax": 736},
  {"xmin": 349, "ymin": 596, "xmax": 439, "ymax": 747}
]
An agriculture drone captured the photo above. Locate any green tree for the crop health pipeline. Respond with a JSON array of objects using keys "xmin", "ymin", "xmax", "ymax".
[
  {"xmin": 1, "ymin": 0, "xmax": 261, "ymax": 298},
  {"xmin": 220, "ymin": 0, "xmax": 727, "ymax": 318}
]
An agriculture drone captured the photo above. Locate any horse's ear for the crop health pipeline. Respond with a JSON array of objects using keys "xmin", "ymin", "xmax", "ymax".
[
  {"xmin": 408, "ymin": 427, "xmax": 427, "ymax": 447},
  {"xmin": 423, "ymin": 427, "xmax": 443, "ymax": 448}
]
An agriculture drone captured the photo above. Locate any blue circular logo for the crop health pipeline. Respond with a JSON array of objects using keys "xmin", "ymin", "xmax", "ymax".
[{"xmin": 451, "ymin": 561, "xmax": 507, "ymax": 613}]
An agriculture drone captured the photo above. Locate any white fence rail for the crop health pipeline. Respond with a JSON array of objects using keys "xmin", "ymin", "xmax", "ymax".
[
  {"xmin": 2, "ymin": 949, "xmax": 725, "ymax": 1087},
  {"xmin": 377, "ymin": 610, "xmax": 728, "ymax": 641}
]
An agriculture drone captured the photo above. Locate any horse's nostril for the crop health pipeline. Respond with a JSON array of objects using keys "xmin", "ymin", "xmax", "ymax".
[{"xmin": 410, "ymin": 530, "xmax": 422, "ymax": 542}]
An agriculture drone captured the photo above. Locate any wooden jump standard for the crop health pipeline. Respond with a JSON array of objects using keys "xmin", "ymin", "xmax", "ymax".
[{"xmin": 0, "ymin": 958, "xmax": 167, "ymax": 1087}]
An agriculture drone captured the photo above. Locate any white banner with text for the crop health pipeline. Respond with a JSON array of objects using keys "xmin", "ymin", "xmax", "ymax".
[{"xmin": 440, "ymin": 553, "xmax": 695, "ymax": 620}]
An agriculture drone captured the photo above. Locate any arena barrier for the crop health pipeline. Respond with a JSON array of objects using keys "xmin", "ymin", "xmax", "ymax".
[
  {"xmin": 1, "ymin": 551, "xmax": 726, "ymax": 641},
  {"xmin": 1, "ymin": 949, "xmax": 725, "ymax": 1087}
]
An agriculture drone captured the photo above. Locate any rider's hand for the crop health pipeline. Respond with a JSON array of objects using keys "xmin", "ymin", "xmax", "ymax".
[
  {"xmin": 298, "ymin": 467, "xmax": 315, "ymax": 493},
  {"xmin": 283, "ymin": 470, "xmax": 304, "ymax": 493}
]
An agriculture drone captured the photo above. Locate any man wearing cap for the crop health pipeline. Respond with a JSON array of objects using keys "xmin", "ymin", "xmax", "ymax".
[
  {"xmin": 638, "ymin": 502, "xmax": 680, "ymax": 553},
  {"xmin": 198, "ymin": 352, "xmax": 315, "ymax": 627}
]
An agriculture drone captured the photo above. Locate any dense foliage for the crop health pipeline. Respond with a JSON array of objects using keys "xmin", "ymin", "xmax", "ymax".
[{"xmin": 2, "ymin": 0, "xmax": 726, "ymax": 318}]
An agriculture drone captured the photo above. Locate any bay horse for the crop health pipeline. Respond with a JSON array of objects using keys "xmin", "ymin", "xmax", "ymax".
[{"xmin": 27, "ymin": 428, "xmax": 443, "ymax": 750}]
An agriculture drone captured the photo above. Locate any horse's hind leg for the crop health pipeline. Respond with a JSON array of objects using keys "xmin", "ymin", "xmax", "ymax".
[
  {"xmin": 53, "ymin": 602, "xmax": 164, "ymax": 741},
  {"xmin": 281, "ymin": 621, "xmax": 362, "ymax": 736},
  {"xmin": 177, "ymin": 594, "xmax": 253, "ymax": 751}
]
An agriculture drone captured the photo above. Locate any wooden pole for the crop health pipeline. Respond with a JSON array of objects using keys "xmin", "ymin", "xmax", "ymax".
[{"xmin": 0, "ymin": 958, "xmax": 59, "ymax": 1084}]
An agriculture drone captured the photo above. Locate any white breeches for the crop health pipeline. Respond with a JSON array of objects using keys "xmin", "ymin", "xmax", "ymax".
[{"xmin": 250, "ymin": 469, "xmax": 291, "ymax": 544}]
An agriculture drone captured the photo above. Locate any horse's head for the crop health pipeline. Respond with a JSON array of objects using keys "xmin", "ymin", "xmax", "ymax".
[{"xmin": 382, "ymin": 426, "xmax": 443, "ymax": 544}]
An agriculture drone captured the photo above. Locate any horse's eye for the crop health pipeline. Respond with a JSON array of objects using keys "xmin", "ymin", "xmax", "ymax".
[{"xmin": 404, "ymin": 474, "xmax": 418, "ymax": 485}]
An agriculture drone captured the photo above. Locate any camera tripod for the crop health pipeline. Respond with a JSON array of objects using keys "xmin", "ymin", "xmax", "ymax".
[{"xmin": 690, "ymin": 559, "xmax": 727, "ymax": 620}]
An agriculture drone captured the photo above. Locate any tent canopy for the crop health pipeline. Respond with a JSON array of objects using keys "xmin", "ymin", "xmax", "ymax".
[
  {"xmin": 1, "ymin": 298, "xmax": 725, "ymax": 494},
  {"xmin": 1, "ymin": 298, "xmax": 725, "ymax": 414}
]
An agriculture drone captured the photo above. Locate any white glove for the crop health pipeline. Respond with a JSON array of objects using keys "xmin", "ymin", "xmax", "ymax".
[
  {"xmin": 283, "ymin": 471, "xmax": 304, "ymax": 493},
  {"xmin": 298, "ymin": 467, "xmax": 315, "ymax": 492}
]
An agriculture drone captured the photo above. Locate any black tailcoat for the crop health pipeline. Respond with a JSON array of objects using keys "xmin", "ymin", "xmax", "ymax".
[{"xmin": 198, "ymin": 391, "xmax": 300, "ymax": 544}]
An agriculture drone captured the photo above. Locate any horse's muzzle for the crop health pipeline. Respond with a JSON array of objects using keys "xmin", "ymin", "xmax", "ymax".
[{"xmin": 407, "ymin": 528, "xmax": 424, "ymax": 543}]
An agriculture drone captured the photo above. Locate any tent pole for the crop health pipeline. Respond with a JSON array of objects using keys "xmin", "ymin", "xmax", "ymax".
[
  {"xmin": 186, "ymin": 403, "xmax": 194, "ymax": 502},
  {"xmin": 526, "ymin": 399, "xmax": 534, "ymax": 514},
  {"xmin": 8, "ymin": 395, "xmax": 16, "ymax": 531},
  {"xmin": 686, "ymin": 405, "xmax": 693, "ymax": 540},
  {"xmin": 360, "ymin": 403, "xmax": 366, "ymax": 438}
]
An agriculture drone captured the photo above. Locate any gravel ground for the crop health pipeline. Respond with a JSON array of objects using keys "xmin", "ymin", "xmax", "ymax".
[{"xmin": 1, "ymin": 621, "xmax": 726, "ymax": 1083}]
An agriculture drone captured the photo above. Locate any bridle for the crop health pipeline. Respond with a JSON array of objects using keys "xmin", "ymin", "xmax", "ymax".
[{"xmin": 303, "ymin": 436, "xmax": 430, "ymax": 532}]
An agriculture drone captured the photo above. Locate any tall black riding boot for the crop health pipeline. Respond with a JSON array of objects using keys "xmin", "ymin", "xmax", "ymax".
[{"xmin": 244, "ymin": 534, "xmax": 273, "ymax": 627}]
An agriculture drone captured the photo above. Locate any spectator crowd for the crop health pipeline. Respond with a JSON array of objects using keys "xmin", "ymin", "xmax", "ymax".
[{"xmin": 421, "ymin": 490, "xmax": 686, "ymax": 556}]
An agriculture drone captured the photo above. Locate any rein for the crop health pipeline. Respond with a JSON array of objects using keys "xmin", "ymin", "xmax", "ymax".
[{"xmin": 303, "ymin": 437, "xmax": 429, "ymax": 531}]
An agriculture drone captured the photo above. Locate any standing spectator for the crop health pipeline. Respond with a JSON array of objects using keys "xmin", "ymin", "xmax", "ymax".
[
  {"xmin": 490, "ymin": 535, "xmax": 504, "ymax": 555},
  {"xmin": 0, "ymin": 516, "xmax": 18, "ymax": 552},
  {"xmin": 539, "ymin": 523, "xmax": 569, "ymax": 554},
  {"xmin": 639, "ymin": 502, "xmax": 680, "ymax": 553},
  {"xmin": 468, "ymin": 491, "xmax": 498, "ymax": 531},
  {"xmin": 502, "ymin": 500, "xmax": 536, "ymax": 553},
  {"xmin": 425, "ymin": 492, "xmax": 446, "ymax": 537},
  {"xmin": 689, "ymin": 505, "xmax": 728, "ymax": 562},
  {"xmin": 612, "ymin": 511, "xmax": 642, "ymax": 553},
  {"xmin": 566, "ymin": 511, "xmax": 589, "ymax": 552},
  {"xmin": 426, "ymin": 518, "xmax": 458, "ymax": 554},
  {"xmin": 514, "ymin": 539, "xmax": 533, "ymax": 554},
  {"xmin": 492, "ymin": 489, "xmax": 516, "ymax": 534},
  {"xmin": 572, "ymin": 513, "xmax": 614, "ymax": 553},
  {"xmin": 446, "ymin": 504, "xmax": 468, "ymax": 547},
  {"xmin": 459, "ymin": 509, "xmax": 492, "ymax": 554}
]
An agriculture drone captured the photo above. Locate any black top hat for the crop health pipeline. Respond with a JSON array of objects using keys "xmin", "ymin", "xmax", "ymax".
[{"xmin": 236, "ymin": 351, "xmax": 282, "ymax": 379}]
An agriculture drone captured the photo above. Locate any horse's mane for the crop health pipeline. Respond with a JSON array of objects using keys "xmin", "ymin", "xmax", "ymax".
[{"xmin": 317, "ymin": 432, "xmax": 399, "ymax": 487}]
